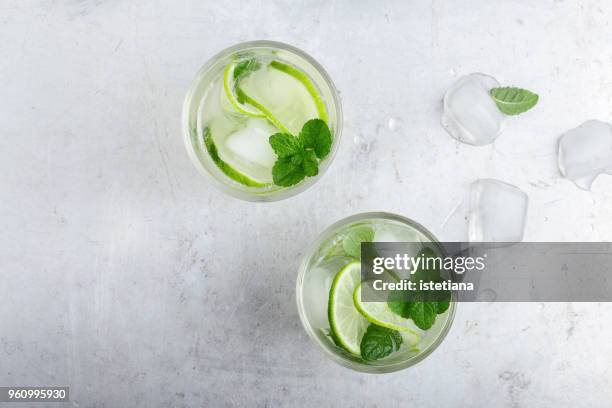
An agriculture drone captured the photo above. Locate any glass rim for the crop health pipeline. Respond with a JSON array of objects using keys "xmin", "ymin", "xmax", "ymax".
[
  {"xmin": 295, "ymin": 211, "xmax": 457, "ymax": 373},
  {"xmin": 181, "ymin": 40, "xmax": 343, "ymax": 202}
]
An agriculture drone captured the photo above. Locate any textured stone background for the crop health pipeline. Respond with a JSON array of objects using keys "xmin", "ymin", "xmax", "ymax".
[{"xmin": 1, "ymin": 1, "xmax": 612, "ymax": 407}]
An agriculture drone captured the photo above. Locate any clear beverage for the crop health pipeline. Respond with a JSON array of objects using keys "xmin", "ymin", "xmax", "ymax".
[
  {"xmin": 296, "ymin": 212, "xmax": 456, "ymax": 373},
  {"xmin": 183, "ymin": 41, "xmax": 342, "ymax": 201}
]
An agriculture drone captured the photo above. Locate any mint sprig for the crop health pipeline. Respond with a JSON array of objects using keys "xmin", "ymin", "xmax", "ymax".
[
  {"xmin": 490, "ymin": 87, "xmax": 539, "ymax": 116},
  {"xmin": 360, "ymin": 324, "xmax": 403, "ymax": 361},
  {"xmin": 269, "ymin": 119, "xmax": 332, "ymax": 187}
]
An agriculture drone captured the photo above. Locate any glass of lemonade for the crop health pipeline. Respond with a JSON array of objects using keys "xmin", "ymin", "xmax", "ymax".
[
  {"xmin": 183, "ymin": 41, "xmax": 342, "ymax": 201},
  {"xmin": 296, "ymin": 212, "xmax": 456, "ymax": 373}
]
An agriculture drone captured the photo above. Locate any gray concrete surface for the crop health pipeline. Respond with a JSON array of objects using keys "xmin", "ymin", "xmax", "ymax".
[{"xmin": 1, "ymin": 0, "xmax": 612, "ymax": 407}]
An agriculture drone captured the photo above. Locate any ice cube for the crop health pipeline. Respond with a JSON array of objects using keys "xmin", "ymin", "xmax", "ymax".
[
  {"xmin": 468, "ymin": 179, "xmax": 528, "ymax": 242},
  {"xmin": 218, "ymin": 118, "xmax": 278, "ymax": 184},
  {"xmin": 441, "ymin": 73, "xmax": 506, "ymax": 146},
  {"xmin": 558, "ymin": 120, "xmax": 612, "ymax": 190},
  {"xmin": 225, "ymin": 118, "xmax": 277, "ymax": 167}
]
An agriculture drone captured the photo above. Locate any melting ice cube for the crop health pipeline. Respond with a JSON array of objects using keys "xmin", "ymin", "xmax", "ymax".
[
  {"xmin": 441, "ymin": 73, "xmax": 506, "ymax": 146},
  {"xmin": 468, "ymin": 179, "xmax": 528, "ymax": 242},
  {"xmin": 558, "ymin": 120, "xmax": 612, "ymax": 190}
]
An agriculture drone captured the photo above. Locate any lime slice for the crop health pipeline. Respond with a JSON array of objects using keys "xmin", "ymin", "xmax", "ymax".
[
  {"xmin": 203, "ymin": 128, "xmax": 267, "ymax": 187},
  {"xmin": 328, "ymin": 262, "xmax": 369, "ymax": 355},
  {"xmin": 353, "ymin": 281, "xmax": 421, "ymax": 344},
  {"xmin": 215, "ymin": 149, "xmax": 271, "ymax": 186},
  {"xmin": 223, "ymin": 62, "xmax": 291, "ymax": 134},
  {"xmin": 223, "ymin": 63, "xmax": 265, "ymax": 118},
  {"xmin": 269, "ymin": 60, "xmax": 329, "ymax": 124}
]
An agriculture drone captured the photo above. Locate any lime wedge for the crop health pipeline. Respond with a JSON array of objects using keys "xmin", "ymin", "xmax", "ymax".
[
  {"xmin": 223, "ymin": 63, "xmax": 265, "ymax": 118},
  {"xmin": 328, "ymin": 262, "xmax": 369, "ymax": 355},
  {"xmin": 353, "ymin": 281, "xmax": 421, "ymax": 344},
  {"xmin": 269, "ymin": 60, "xmax": 329, "ymax": 124}
]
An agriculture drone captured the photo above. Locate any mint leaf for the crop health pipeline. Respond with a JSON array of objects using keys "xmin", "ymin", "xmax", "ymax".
[
  {"xmin": 302, "ymin": 150, "xmax": 319, "ymax": 177},
  {"xmin": 387, "ymin": 298, "xmax": 409, "ymax": 318},
  {"xmin": 269, "ymin": 133, "xmax": 302, "ymax": 158},
  {"xmin": 342, "ymin": 226, "xmax": 374, "ymax": 259},
  {"xmin": 490, "ymin": 87, "xmax": 539, "ymax": 116},
  {"xmin": 399, "ymin": 290, "xmax": 448, "ymax": 328},
  {"xmin": 406, "ymin": 300, "xmax": 437, "ymax": 330},
  {"xmin": 290, "ymin": 154, "xmax": 303, "ymax": 166},
  {"xmin": 272, "ymin": 156, "xmax": 306, "ymax": 186},
  {"xmin": 436, "ymin": 299, "xmax": 450, "ymax": 314},
  {"xmin": 360, "ymin": 324, "xmax": 403, "ymax": 361},
  {"xmin": 387, "ymin": 289, "xmax": 412, "ymax": 318},
  {"xmin": 299, "ymin": 118, "xmax": 332, "ymax": 159}
]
